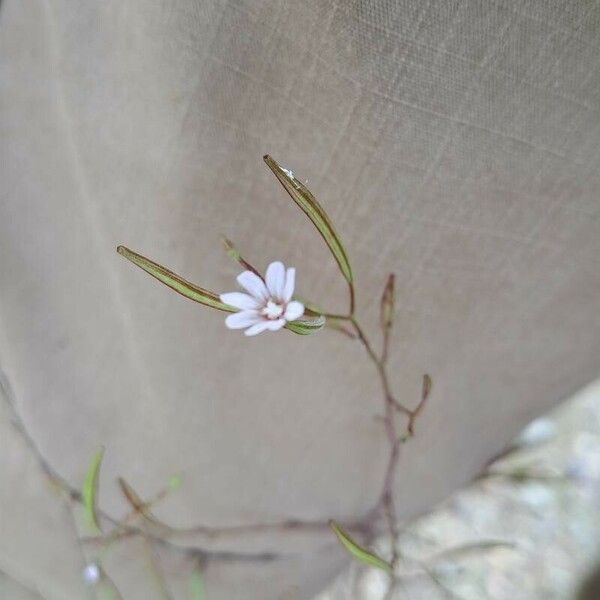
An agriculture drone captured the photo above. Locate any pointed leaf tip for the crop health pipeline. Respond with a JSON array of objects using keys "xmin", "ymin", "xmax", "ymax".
[
  {"xmin": 264, "ymin": 155, "xmax": 353, "ymax": 284},
  {"xmin": 221, "ymin": 237, "xmax": 240, "ymax": 262},
  {"xmin": 117, "ymin": 245, "xmax": 234, "ymax": 313},
  {"xmin": 220, "ymin": 237, "xmax": 262, "ymax": 279},
  {"xmin": 422, "ymin": 374, "xmax": 432, "ymax": 400},
  {"xmin": 380, "ymin": 273, "xmax": 395, "ymax": 332},
  {"xmin": 329, "ymin": 520, "xmax": 392, "ymax": 573}
]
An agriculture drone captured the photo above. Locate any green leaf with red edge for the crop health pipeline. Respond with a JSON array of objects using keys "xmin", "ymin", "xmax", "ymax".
[
  {"xmin": 264, "ymin": 155, "xmax": 353, "ymax": 284},
  {"xmin": 117, "ymin": 246, "xmax": 234, "ymax": 312}
]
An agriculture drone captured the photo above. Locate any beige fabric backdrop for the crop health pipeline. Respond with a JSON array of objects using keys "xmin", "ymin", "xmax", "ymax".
[{"xmin": 1, "ymin": 0, "xmax": 600, "ymax": 598}]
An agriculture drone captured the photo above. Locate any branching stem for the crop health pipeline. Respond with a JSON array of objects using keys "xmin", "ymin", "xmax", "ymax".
[
  {"xmin": 344, "ymin": 278, "xmax": 431, "ymax": 592},
  {"xmin": 0, "ymin": 266, "xmax": 431, "ymax": 591}
]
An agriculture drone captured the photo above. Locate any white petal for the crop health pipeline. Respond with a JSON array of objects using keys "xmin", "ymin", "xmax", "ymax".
[
  {"xmin": 244, "ymin": 321, "xmax": 271, "ymax": 336},
  {"xmin": 266, "ymin": 318, "xmax": 286, "ymax": 331},
  {"xmin": 282, "ymin": 267, "xmax": 296, "ymax": 302},
  {"xmin": 225, "ymin": 310, "xmax": 261, "ymax": 329},
  {"xmin": 237, "ymin": 271, "xmax": 268, "ymax": 301},
  {"xmin": 220, "ymin": 292, "xmax": 260, "ymax": 310},
  {"xmin": 284, "ymin": 301, "xmax": 304, "ymax": 322},
  {"xmin": 265, "ymin": 261, "xmax": 285, "ymax": 299},
  {"xmin": 82, "ymin": 564, "xmax": 100, "ymax": 585}
]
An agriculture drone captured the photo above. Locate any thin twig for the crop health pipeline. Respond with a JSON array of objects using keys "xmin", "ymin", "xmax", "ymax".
[
  {"xmin": 144, "ymin": 540, "xmax": 175, "ymax": 600},
  {"xmin": 0, "ymin": 251, "xmax": 432, "ymax": 589},
  {"xmin": 321, "ymin": 312, "xmax": 352, "ymax": 321},
  {"xmin": 0, "ymin": 367, "xmax": 282, "ymax": 563},
  {"xmin": 347, "ymin": 314, "xmax": 403, "ymax": 586},
  {"xmin": 407, "ymin": 374, "xmax": 432, "ymax": 436},
  {"xmin": 324, "ymin": 320, "xmax": 357, "ymax": 339},
  {"xmin": 380, "ymin": 274, "xmax": 395, "ymax": 365},
  {"xmin": 221, "ymin": 236, "xmax": 263, "ymax": 280},
  {"xmin": 342, "ymin": 274, "xmax": 432, "ymax": 590}
]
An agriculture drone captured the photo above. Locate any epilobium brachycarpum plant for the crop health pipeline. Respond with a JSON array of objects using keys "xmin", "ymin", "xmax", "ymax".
[{"xmin": 116, "ymin": 155, "xmax": 432, "ymax": 586}]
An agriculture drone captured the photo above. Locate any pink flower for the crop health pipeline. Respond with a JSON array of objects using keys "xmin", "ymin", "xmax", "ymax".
[{"xmin": 220, "ymin": 261, "xmax": 304, "ymax": 336}]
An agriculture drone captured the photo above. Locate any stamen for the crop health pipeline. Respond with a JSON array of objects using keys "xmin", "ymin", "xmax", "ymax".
[{"xmin": 263, "ymin": 300, "xmax": 284, "ymax": 320}]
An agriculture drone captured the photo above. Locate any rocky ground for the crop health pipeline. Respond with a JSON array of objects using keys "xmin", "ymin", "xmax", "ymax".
[{"xmin": 319, "ymin": 380, "xmax": 600, "ymax": 600}]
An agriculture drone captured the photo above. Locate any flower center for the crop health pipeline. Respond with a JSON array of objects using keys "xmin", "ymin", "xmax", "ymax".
[{"xmin": 262, "ymin": 299, "xmax": 284, "ymax": 320}]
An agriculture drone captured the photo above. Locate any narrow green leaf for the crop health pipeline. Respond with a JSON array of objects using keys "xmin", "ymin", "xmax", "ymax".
[
  {"xmin": 83, "ymin": 447, "xmax": 104, "ymax": 535},
  {"xmin": 168, "ymin": 474, "xmax": 182, "ymax": 491},
  {"xmin": 264, "ymin": 155, "xmax": 353, "ymax": 284},
  {"xmin": 329, "ymin": 520, "xmax": 392, "ymax": 573},
  {"xmin": 380, "ymin": 274, "xmax": 395, "ymax": 333},
  {"xmin": 190, "ymin": 571, "xmax": 205, "ymax": 600},
  {"xmin": 117, "ymin": 246, "xmax": 234, "ymax": 313},
  {"xmin": 285, "ymin": 315, "xmax": 326, "ymax": 335}
]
